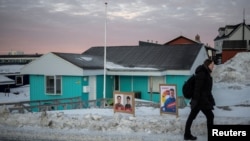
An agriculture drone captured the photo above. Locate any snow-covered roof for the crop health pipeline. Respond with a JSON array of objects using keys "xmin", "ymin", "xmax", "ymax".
[
  {"xmin": 83, "ymin": 44, "xmax": 203, "ymax": 71},
  {"xmin": 0, "ymin": 75, "xmax": 15, "ymax": 85},
  {"xmin": 20, "ymin": 44, "xmax": 207, "ymax": 76},
  {"xmin": 0, "ymin": 65, "xmax": 24, "ymax": 74}
]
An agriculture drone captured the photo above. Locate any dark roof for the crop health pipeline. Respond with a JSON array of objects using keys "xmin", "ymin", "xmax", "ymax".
[
  {"xmin": 53, "ymin": 52, "xmax": 104, "ymax": 69},
  {"xmin": 0, "ymin": 54, "xmax": 42, "ymax": 58},
  {"xmin": 82, "ymin": 44, "xmax": 202, "ymax": 70},
  {"xmin": 214, "ymin": 23, "xmax": 250, "ymax": 41},
  {"xmin": 214, "ymin": 24, "xmax": 241, "ymax": 40}
]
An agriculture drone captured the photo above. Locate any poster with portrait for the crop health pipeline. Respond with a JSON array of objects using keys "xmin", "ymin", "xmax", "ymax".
[
  {"xmin": 159, "ymin": 84, "xmax": 178, "ymax": 117},
  {"xmin": 113, "ymin": 91, "xmax": 135, "ymax": 116}
]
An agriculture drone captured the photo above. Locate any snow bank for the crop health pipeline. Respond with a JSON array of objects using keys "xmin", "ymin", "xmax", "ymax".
[
  {"xmin": 213, "ymin": 52, "xmax": 250, "ymax": 83},
  {"xmin": 0, "ymin": 105, "xmax": 249, "ymax": 141},
  {"xmin": 0, "ymin": 107, "xmax": 200, "ymax": 141}
]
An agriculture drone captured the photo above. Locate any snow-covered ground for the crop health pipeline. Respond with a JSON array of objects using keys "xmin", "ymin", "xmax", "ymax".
[{"xmin": 0, "ymin": 52, "xmax": 250, "ymax": 141}]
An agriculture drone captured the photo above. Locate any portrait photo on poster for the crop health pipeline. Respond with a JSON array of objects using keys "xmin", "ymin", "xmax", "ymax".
[
  {"xmin": 113, "ymin": 91, "xmax": 135, "ymax": 116},
  {"xmin": 114, "ymin": 94, "xmax": 125, "ymax": 111},
  {"xmin": 159, "ymin": 84, "xmax": 178, "ymax": 117}
]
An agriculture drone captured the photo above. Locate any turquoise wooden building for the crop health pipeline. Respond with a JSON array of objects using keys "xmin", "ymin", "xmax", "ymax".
[{"xmin": 20, "ymin": 44, "xmax": 208, "ymax": 109}]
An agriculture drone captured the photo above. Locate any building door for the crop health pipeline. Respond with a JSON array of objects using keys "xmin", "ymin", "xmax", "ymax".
[{"xmin": 114, "ymin": 75, "xmax": 120, "ymax": 91}]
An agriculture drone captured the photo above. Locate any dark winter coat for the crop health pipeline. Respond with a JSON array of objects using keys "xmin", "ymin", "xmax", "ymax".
[{"xmin": 190, "ymin": 64, "xmax": 215, "ymax": 110}]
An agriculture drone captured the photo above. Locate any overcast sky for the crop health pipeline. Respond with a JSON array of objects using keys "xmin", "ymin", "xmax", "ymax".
[{"xmin": 0, "ymin": 0, "xmax": 249, "ymax": 55}]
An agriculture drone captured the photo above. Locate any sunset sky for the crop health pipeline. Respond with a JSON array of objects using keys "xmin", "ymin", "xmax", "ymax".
[{"xmin": 0, "ymin": 0, "xmax": 249, "ymax": 55}]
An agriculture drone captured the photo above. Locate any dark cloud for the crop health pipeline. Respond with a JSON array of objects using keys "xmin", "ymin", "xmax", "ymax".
[{"xmin": 0, "ymin": 0, "xmax": 249, "ymax": 54}]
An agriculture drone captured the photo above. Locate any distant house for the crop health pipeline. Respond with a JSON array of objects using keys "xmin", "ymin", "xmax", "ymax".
[
  {"xmin": 214, "ymin": 21, "xmax": 250, "ymax": 64},
  {"xmin": 0, "ymin": 75, "xmax": 15, "ymax": 93},
  {"xmin": 163, "ymin": 35, "xmax": 217, "ymax": 61},
  {"xmin": 21, "ymin": 44, "xmax": 208, "ymax": 109},
  {"xmin": 0, "ymin": 53, "xmax": 42, "ymax": 92},
  {"xmin": 164, "ymin": 35, "xmax": 199, "ymax": 45},
  {"xmin": 0, "ymin": 64, "xmax": 31, "ymax": 92},
  {"xmin": 0, "ymin": 53, "xmax": 42, "ymax": 65},
  {"xmin": 0, "ymin": 75, "xmax": 15, "ymax": 85}
]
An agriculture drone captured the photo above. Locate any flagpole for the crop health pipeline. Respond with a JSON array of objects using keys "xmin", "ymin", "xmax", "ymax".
[{"xmin": 103, "ymin": 2, "xmax": 107, "ymax": 100}]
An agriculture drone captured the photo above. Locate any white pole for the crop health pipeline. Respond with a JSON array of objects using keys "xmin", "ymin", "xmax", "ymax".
[{"xmin": 103, "ymin": 2, "xmax": 107, "ymax": 100}]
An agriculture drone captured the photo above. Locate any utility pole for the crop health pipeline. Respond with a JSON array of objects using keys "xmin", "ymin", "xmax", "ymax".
[{"xmin": 103, "ymin": 2, "xmax": 108, "ymax": 101}]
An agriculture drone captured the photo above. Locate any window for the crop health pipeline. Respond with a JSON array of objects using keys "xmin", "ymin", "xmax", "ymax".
[
  {"xmin": 15, "ymin": 75, "xmax": 23, "ymax": 85},
  {"xmin": 148, "ymin": 76, "xmax": 165, "ymax": 93},
  {"xmin": 45, "ymin": 75, "xmax": 62, "ymax": 95}
]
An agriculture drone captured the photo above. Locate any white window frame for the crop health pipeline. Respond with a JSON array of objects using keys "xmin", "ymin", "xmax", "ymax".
[
  {"xmin": 45, "ymin": 75, "xmax": 62, "ymax": 95},
  {"xmin": 15, "ymin": 75, "xmax": 23, "ymax": 86}
]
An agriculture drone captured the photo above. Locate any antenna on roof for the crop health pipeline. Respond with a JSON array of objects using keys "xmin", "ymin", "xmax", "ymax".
[
  {"xmin": 243, "ymin": 8, "xmax": 245, "ymax": 24},
  {"xmin": 242, "ymin": 8, "xmax": 245, "ymax": 40}
]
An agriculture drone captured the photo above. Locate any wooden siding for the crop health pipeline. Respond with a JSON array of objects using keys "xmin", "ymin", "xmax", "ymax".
[
  {"xmin": 96, "ymin": 75, "xmax": 103, "ymax": 100},
  {"xmin": 106, "ymin": 76, "xmax": 114, "ymax": 98},
  {"xmin": 29, "ymin": 74, "xmax": 190, "ymax": 107},
  {"xmin": 166, "ymin": 38, "xmax": 196, "ymax": 45},
  {"xmin": 116, "ymin": 75, "xmax": 190, "ymax": 104},
  {"xmin": 30, "ymin": 75, "xmax": 45, "ymax": 101},
  {"xmin": 93, "ymin": 75, "xmax": 113, "ymax": 107},
  {"xmin": 222, "ymin": 50, "xmax": 246, "ymax": 63},
  {"xmin": 166, "ymin": 75, "xmax": 187, "ymax": 97},
  {"xmin": 30, "ymin": 75, "xmax": 84, "ymax": 101},
  {"xmin": 120, "ymin": 76, "xmax": 132, "ymax": 91},
  {"xmin": 62, "ymin": 76, "xmax": 82, "ymax": 98},
  {"xmin": 119, "ymin": 76, "xmax": 160, "ymax": 103},
  {"xmin": 29, "ymin": 75, "xmax": 88, "ymax": 110},
  {"xmin": 138, "ymin": 76, "xmax": 159, "ymax": 102},
  {"xmin": 133, "ymin": 76, "xmax": 148, "ymax": 100}
]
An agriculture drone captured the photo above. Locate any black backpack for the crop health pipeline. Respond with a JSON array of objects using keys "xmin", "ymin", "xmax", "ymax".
[{"xmin": 182, "ymin": 74, "xmax": 196, "ymax": 99}]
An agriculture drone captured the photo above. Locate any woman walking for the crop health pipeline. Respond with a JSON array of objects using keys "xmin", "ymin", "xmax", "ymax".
[{"xmin": 184, "ymin": 59, "xmax": 216, "ymax": 140}]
